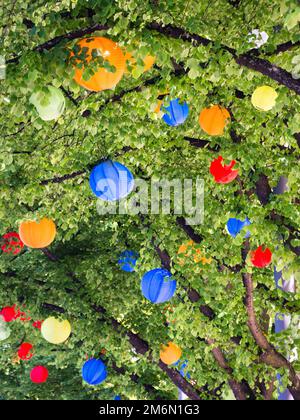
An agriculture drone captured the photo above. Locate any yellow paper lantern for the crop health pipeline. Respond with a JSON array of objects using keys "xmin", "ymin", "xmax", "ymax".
[
  {"xmin": 160, "ymin": 342, "xmax": 182, "ymax": 365},
  {"xmin": 41, "ymin": 317, "xmax": 71, "ymax": 344},
  {"xmin": 251, "ymin": 86, "xmax": 278, "ymax": 111}
]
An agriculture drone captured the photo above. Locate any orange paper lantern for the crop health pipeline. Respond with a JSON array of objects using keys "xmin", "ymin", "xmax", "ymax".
[
  {"xmin": 73, "ymin": 37, "xmax": 126, "ymax": 92},
  {"xmin": 19, "ymin": 218, "xmax": 56, "ymax": 249},
  {"xmin": 160, "ymin": 342, "xmax": 182, "ymax": 365},
  {"xmin": 199, "ymin": 105, "xmax": 231, "ymax": 136}
]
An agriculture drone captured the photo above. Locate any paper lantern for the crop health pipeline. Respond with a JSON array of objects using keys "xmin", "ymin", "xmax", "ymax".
[
  {"xmin": 248, "ymin": 30, "xmax": 269, "ymax": 48},
  {"xmin": 174, "ymin": 359, "xmax": 191, "ymax": 379},
  {"xmin": 210, "ymin": 156, "xmax": 239, "ymax": 184},
  {"xmin": 41, "ymin": 317, "xmax": 71, "ymax": 344},
  {"xmin": 1, "ymin": 232, "xmax": 24, "ymax": 255},
  {"xmin": 0, "ymin": 316, "xmax": 11, "ymax": 341},
  {"xmin": 141, "ymin": 269, "xmax": 177, "ymax": 304},
  {"xmin": 250, "ymin": 246, "xmax": 272, "ymax": 268},
  {"xmin": 199, "ymin": 105, "xmax": 231, "ymax": 136},
  {"xmin": 82, "ymin": 359, "xmax": 107, "ymax": 385},
  {"xmin": 118, "ymin": 250, "xmax": 138, "ymax": 272},
  {"xmin": 0, "ymin": 305, "xmax": 17, "ymax": 322},
  {"xmin": 251, "ymin": 86, "xmax": 278, "ymax": 111},
  {"xmin": 30, "ymin": 366, "xmax": 48, "ymax": 384},
  {"xmin": 177, "ymin": 240, "xmax": 212, "ymax": 266},
  {"xmin": 90, "ymin": 160, "xmax": 134, "ymax": 201},
  {"xmin": 19, "ymin": 218, "xmax": 56, "ymax": 249},
  {"xmin": 114, "ymin": 395, "xmax": 121, "ymax": 400},
  {"xmin": 73, "ymin": 37, "xmax": 126, "ymax": 92},
  {"xmin": 18, "ymin": 343, "xmax": 33, "ymax": 360},
  {"xmin": 162, "ymin": 99, "xmax": 189, "ymax": 127},
  {"xmin": 226, "ymin": 217, "xmax": 251, "ymax": 238},
  {"xmin": 30, "ymin": 86, "xmax": 65, "ymax": 121},
  {"xmin": 125, "ymin": 52, "xmax": 156, "ymax": 73},
  {"xmin": 160, "ymin": 342, "xmax": 182, "ymax": 365}
]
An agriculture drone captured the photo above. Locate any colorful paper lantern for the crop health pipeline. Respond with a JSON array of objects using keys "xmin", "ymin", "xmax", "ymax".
[
  {"xmin": 41, "ymin": 317, "xmax": 71, "ymax": 344},
  {"xmin": 19, "ymin": 218, "xmax": 56, "ymax": 249},
  {"xmin": 250, "ymin": 246, "xmax": 272, "ymax": 268},
  {"xmin": 141, "ymin": 269, "xmax": 177, "ymax": 304},
  {"xmin": 226, "ymin": 217, "xmax": 251, "ymax": 238},
  {"xmin": 82, "ymin": 359, "xmax": 107, "ymax": 385},
  {"xmin": 162, "ymin": 99, "xmax": 189, "ymax": 127},
  {"xmin": 199, "ymin": 105, "xmax": 231, "ymax": 136},
  {"xmin": 174, "ymin": 359, "xmax": 191, "ymax": 379},
  {"xmin": 18, "ymin": 343, "xmax": 33, "ymax": 360},
  {"xmin": 118, "ymin": 250, "xmax": 138, "ymax": 272},
  {"xmin": 251, "ymin": 86, "xmax": 278, "ymax": 111},
  {"xmin": 0, "ymin": 305, "xmax": 17, "ymax": 322},
  {"xmin": 73, "ymin": 37, "xmax": 126, "ymax": 92},
  {"xmin": 90, "ymin": 160, "xmax": 135, "ymax": 201},
  {"xmin": 210, "ymin": 156, "xmax": 239, "ymax": 184},
  {"xmin": 160, "ymin": 342, "xmax": 182, "ymax": 365},
  {"xmin": 1, "ymin": 232, "xmax": 24, "ymax": 255},
  {"xmin": 177, "ymin": 240, "xmax": 212, "ymax": 266},
  {"xmin": 30, "ymin": 86, "xmax": 65, "ymax": 121},
  {"xmin": 114, "ymin": 395, "xmax": 121, "ymax": 400},
  {"xmin": 30, "ymin": 366, "xmax": 49, "ymax": 384}
]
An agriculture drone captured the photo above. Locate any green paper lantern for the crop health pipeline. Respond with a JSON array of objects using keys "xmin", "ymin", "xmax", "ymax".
[{"xmin": 30, "ymin": 86, "xmax": 65, "ymax": 121}]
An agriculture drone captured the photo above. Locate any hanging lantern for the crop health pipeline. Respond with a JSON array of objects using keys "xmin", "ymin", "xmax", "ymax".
[
  {"xmin": 210, "ymin": 156, "xmax": 239, "ymax": 184},
  {"xmin": 0, "ymin": 316, "xmax": 11, "ymax": 341},
  {"xmin": 251, "ymin": 86, "xmax": 278, "ymax": 111},
  {"xmin": 72, "ymin": 37, "xmax": 126, "ymax": 92},
  {"xmin": 174, "ymin": 359, "xmax": 191, "ymax": 379},
  {"xmin": 250, "ymin": 246, "xmax": 272, "ymax": 268},
  {"xmin": 0, "ymin": 305, "xmax": 17, "ymax": 322},
  {"xmin": 160, "ymin": 342, "xmax": 182, "ymax": 365},
  {"xmin": 118, "ymin": 250, "xmax": 139, "ymax": 272},
  {"xmin": 30, "ymin": 86, "xmax": 65, "ymax": 121},
  {"xmin": 162, "ymin": 99, "xmax": 189, "ymax": 127},
  {"xmin": 1, "ymin": 232, "xmax": 24, "ymax": 255},
  {"xmin": 141, "ymin": 269, "xmax": 177, "ymax": 304},
  {"xmin": 199, "ymin": 105, "xmax": 231, "ymax": 136},
  {"xmin": 89, "ymin": 160, "xmax": 135, "ymax": 201},
  {"xmin": 177, "ymin": 240, "xmax": 212, "ymax": 266},
  {"xmin": 30, "ymin": 366, "xmax": 49, "ymax": 384},
  {"xmin": 82, "ymin": 359, "xmax": 107, "ymax": 385},
  {"xmin": 19, "ymin": 218, "xmax": 56, "ymax": 249},
  {"xmin": 18, "ymin": 343, "xmax": 33, "ymax": 360},
  {"xmin": 41, "ymin": 317, "xmax": 71, "ymax": 344},
  {"xmin": 125, "ymin": 52, "xmax": 156, "ymax": 73},
  {"xmin": 114, "ymin": 395, "xmax": 121, "ymax": 400},
  {"xmin": 248, "ymin": 30, "xmax": 269, "ymax": 48},
  {"xmin": 226, "ymin": 217, "xmax": 251, "ymax": 238}
]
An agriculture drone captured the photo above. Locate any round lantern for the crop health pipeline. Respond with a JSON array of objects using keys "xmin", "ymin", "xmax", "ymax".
[
  {"xmin": 30, "ymin": 366, "xmax": 49, "ymax": 384},
  {"xmin": 251, "ymin": 86, "xmax": 278, "ymax": 111},
  {"xmin": 19, "ymin": 218, "xmax": 56, "ymax": 249},
  {"xmin": 18, "ymin": 343, "xmax": 33, "ymax": 360},
  {"xmin": 141, "ymin": 269, "xmax": 177, "ymax": 304},
  {"xmin": 41, "ymin": 317, "xmax": 71, "ymax": 344},
  {"xmin": 160, "ymin": 342, "xmax": 182, "ymax": 365},
  {"xmin": 162, "ymin": 99, "xmax": 189, "ymax": 127},
  {"xmin": 250, "ymin": 246, "xmax": 272, "ymax": 268},
  {"xmin": 1, "ymin": 232, "xmax": 24, "ymax": 255},
  {"xmin": 118, "ymin": 250, "xmax": 138, "ymax": 272},
  {"xmin": 0, "ymin": 316, "xmax": 11, "ymax": 341},
  {"xmin": 0, "ymin": 305, "xmax": 17, "ymax": 322},
  {"xmin": 73, "ymin": 37, "xmax": 126, "ymax": 92},
  {"xmin": 210, "ymin": 156, "xmax": 239, "ymax": 184},
  {"xmin": 82, "ymin": 359, "xmax": 107, "ymax": 385},
  {"xmin": 89, "ymin": 160, "xmax": 135, "ymax": 201},
  {"xmin": 30, "ymin": 86, "xmax": 65, "ymax": 121},
  {"xmin": 226, "ymin": 217, "xmax": 251, "ymax": 238},
  {"xmin": 199, "ymin": 105, "xmax": 231, "ymax": 136}
]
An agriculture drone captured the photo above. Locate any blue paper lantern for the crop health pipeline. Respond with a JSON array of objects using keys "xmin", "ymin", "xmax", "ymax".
[
  {"xmin": 118, "ymin": 250, "xmax": 138, "ymax": 272},
  {"xmin": 89, "ymin": 160, "xmax": 135, "ymax": 201},
  {"xmin": 141, "ymin": 268, "xmax": 177, "ymax": 304},
  {"xmin": 226, "ymin": 217, "xmax": 251, "ymax": 238},
  {"xmin": 114, "ymin": 395, "xmax": 121, "ymax": 400},
  {"xmin": 174, "ymin": 359, "xmax": 191, "ymax": 379},
  {"xmin": 162, "ymin": 99, "xmax": 189, "ymax": 127},
  {"xmin": 82, "ymin": 359, "xmax": 107, "ymax": 385}
]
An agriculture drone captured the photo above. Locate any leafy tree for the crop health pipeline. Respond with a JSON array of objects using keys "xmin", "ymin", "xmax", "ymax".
[{"xmin": 0, "ymin": 0, "xmax": 299, "ymax": 400}]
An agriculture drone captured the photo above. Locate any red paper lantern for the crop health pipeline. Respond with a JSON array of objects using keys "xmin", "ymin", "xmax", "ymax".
[
  {"xmin": 30, "ymin": 366, "xmax": 48, "ymax": 384},
  {"xmin": 0, "ymin": 305, "xmax": 17, "ymax": 322},
  {"xmin": 210, "ymin": 156, "xmax": 239, "ymax": 184},
  {"xmin": 1, "ymin": 232, "xmax": 24, "ymax": 255},
  {"xmin": 250, "ymin": 246, "xmax": 272, "ymax": 268},
  {"xmin": 18, "ymin": 343, "xmax": 33, "ymax": 360}
]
